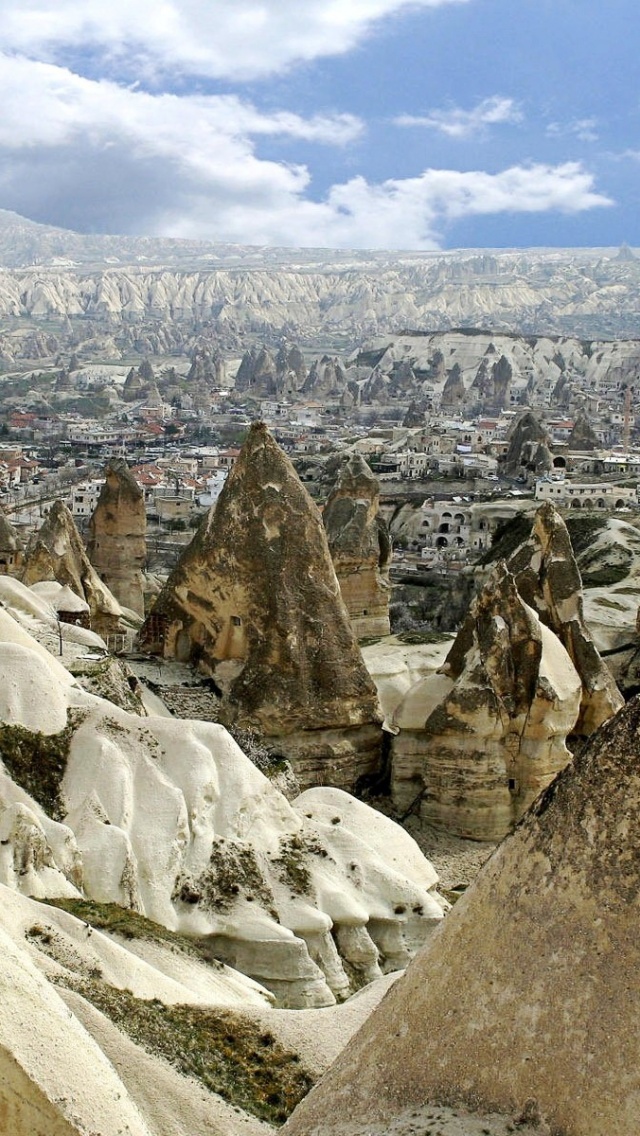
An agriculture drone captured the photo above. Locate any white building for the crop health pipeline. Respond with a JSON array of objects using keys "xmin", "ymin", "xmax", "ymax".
[{"xmin": 534, "ymin": 479, "xmax": 636, "ymax": 508}]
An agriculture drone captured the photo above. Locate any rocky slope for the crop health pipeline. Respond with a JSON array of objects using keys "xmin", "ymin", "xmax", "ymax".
[
  {"xmin": 0, "ymin": 585, "xmax": 444, "ymax": 1009},
  {"xmin": 284, "ymin": 693, "xmax": 640, "ymax": 1136},
  {"xmin": 0, "ymin": 212, "xmax": 640, "ymax": 345}
]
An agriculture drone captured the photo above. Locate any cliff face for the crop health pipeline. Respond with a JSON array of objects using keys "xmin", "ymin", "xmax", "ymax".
[
  {"xmin": 139, "ymin": 423, "xmax": 382, "ymax": 789},
  {"xmin": 284, "ymin": 694, "xmax": 640, "ymax": 1136},
  {"xmin": 87, "ymin": 459, "xmax": 146, "ymax": 617},
  {"xmin": 391, "ymin": 561, "xmax": 581, "ymax": 840},
  {"xmin": 323, "ymin": 455, "xmax": 391, "ymax": 640},
  {"xmin": 20, "ymin": 500, "xmax": 121, "ymax": 638}
]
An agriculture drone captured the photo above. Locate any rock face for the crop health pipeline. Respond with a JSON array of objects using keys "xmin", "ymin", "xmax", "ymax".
[
  {"xmin": 507, "ymin": 501, "xmax": 624, "ymax": 735},
  {"xmin": 389, "ymin": 504, "xmax": 622, "ymax": 840},
  {"xmin": 20, "ymin": 501, "xmax": 121, "ymax": 639},
  {"xmin": 391, "ymin": 561, "xmax": 581, "ymax": 840},
  {"xmin": 87, "ymin": 459, "xmax": 146, "ymax": 617},
  {"xmin": 503, "ymin": 411, "xmax": 553, "ymax": 477},
  {"xmin": 284, "ymin": 696, "xmax": 640, "ymax": 1136},
  {"xmin": 568, "ymin": 410, "xmax": 598, "ymax": 449},
  {"xmin": 323, "ymin": 455, "xmax": 392, "ymax": 640},
  {"xmin": 139, "ymin": 423, "xmax": 382, "ymax": 790},
  {"xmin": 0, "ymin": 511, "xmax": 23, "ymax": 574}
]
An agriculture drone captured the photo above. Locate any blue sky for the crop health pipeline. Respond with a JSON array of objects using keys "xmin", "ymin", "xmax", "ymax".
[{"xmin": 0, "ymin": 0, "xmax": 636, "ymax": 249}]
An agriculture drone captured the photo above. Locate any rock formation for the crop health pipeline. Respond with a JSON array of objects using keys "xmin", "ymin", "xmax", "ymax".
[
  {"xmin": 323, "ymin": 455, "xmax": 391, "ymax": 639},
  {"xmin": 20, "ymin": 500, "xmax": 121, "ymax": 638},
  {"xmin": 503, "ymin": 411, "xmax": 553, "ymax": 477},
  {"xmin": 235, "ymin": 345, "xmax": 302, "ymax": 398},
  {"xmin": 284, "ymin": 695, "xmax": 640, "ymax": 1136},
  {"xmin": 139, "ymin": 423, "xmax": 382, "ymax": 789},
  {"xmin": 391, "ymin": 561, "xmax": 582, "ymax": 840},
  {"xmin": 301, "ymin": 355, "xmax": 347, "ymax": 399},
  {"xmin": 507, "ymin": 501, "xmax": 624, "ymax": 734},
  {"xmin": 86, "ymin": 459, "xmax": 146, "ymax": 617},
  {"xmin": 568, "ymin": 410, "xmax": 599, "ymax": 449},
  {"xmin": 0, "ymin": 510, "xmax": 23, "ymax": 575},
  {"xmin": 0, "ymin": 602, "xmax": 444, "ymax": 1012}
]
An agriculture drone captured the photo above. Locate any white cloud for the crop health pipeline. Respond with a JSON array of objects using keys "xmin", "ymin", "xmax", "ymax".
[
  {"xmin": 0, "ymin": 54, "xmax": 612, "ymax": 248},
  {"xmin": 546, "ymin": 117, "xmax": 599, "ymax": 143},
  {"xmin": 0, "ymin": 0, "xmax": 470, "ymax": 80},
  {"xmin": 395, "ymin": 96, "xmax": 523, "ymax": 138}
]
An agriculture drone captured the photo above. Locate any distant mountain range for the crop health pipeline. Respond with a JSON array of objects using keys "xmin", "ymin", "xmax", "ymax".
[{"xmin": 0, "ymin": 210, "xmax": 639, "ymax": 344}]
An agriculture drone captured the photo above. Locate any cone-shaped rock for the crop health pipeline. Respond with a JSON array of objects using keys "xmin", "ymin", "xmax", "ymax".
[
  {"xmin": 323, "ymin": 455, "xmax": 391, "ymax": 639},
  {"xmin": 568, "ymin": 410, "xmax": 599, "ymax": 450},
  {"xmin": 507, "ymin": 500, "xmax": 623, "ymax": 734},
  {"xmin": 391, "ymin": 560, "xmax": 581, "ymax": 839},
  {"xmin": 284, "ymin": 695, "xmax": 640, "ymax": 1136},
  {"xmin": 139, "ymin": 423, "xmax": 382, "ymax": 789},
  {"xmin": 503, "ymin": 410, "xmax": 552, "ymax": 476},
  {"xmin": 20, "ymin": 500, "xmax": 121, "ymax": 638},
  {"xmin": 87, "ymin": 459, "xmax": 146, "ymax": 617}
]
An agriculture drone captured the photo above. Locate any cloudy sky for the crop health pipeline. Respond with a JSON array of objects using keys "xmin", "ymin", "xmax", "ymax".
[{"xmin": 0, "ymin": 0, "xmax": 637, "ymax": 249}]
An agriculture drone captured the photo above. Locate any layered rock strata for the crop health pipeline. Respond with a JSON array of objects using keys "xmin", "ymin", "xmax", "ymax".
[
  {"xmin": 284, "ymin": 696, "xmax": 640, "ymax": 1136},
  {"xmin": 323, "ymin": 455, "xmax": 392, "ymax": 639},
  {"xmin": 391, "ymin": 561, "xmax": 581, "ymax": 840},
  {"xmin": 139, "ymin": 423, "xmax": 383, "ymax": 790},
  {"xmin": 20, "ymin": 500, "xmax": 121, "ymax": 639},
  {"xmin": 87, "ymin": 458, "xmax": 146, "ymax": 617}
]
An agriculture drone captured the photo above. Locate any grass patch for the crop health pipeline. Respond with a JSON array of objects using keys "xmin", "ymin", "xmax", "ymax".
[
  {"xmin": 478, "ymin": 513, "xmax": 532, "ymax": 566},
  {"xmin": 0, "ymin": 711, "xmax": 85, "ymax": 820},
  {"xmin": 56, "ymin": 976, "xmax": 314, "ymax": 1125},
  {"xmin": 395, "ymin": 630, "xmax": 452, "ymax": 645},
  {"xmin": 272, "ymin": 834, "xmax": 329, "ymax": 895},
  {"xmin": 40, "ymin": 897, "xmax": 222, "ymax": 968},
  {"xmin": 565, "ymin": 514, "xmax": 609, "ymax": 556},
  {"xmin": 593, "ymin": 596, "xmax": 628, "ymax": 610},
  {"xmin": 173, "ymin": 839, "xmax": 279, "ymax": 919}
]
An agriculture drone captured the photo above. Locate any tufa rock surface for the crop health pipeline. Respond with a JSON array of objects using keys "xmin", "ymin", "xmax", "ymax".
[
  {"xmin": 391, "ymin": 560, "xmax": 581, "ymax": 840},
  {"xmin": 20, "ymin": 500, "xmax": 121, "ymax": 638},
  {"xmin": 503, "ymin": 411, "xmax": 553, "ymax": 477},
  {"xmin": 507, "ymin": 500, "xmax": 624, "ymax": 735},
  {"xmin": 284, "ymin": 694, "xmax": 640, "ymax": 1136},
  {"xmin": 323, "ymin": 455, "xmax": 392, "ymax": 640},
  {"xmin": 86, "ymin": 459, "xmax": 147, "ymax": 617},
  {"xmin": 0, "ymin": 510, "xmax": 23, "ymax": 575},
  {"xmin": 139, "ymin": 423, "xmax": 383, "ymax": 790}
]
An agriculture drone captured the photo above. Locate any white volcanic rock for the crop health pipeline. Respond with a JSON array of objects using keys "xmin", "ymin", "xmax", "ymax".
[
  {"xmin": 0, "ymin": 919, "xmax": 153, "ymax": 1136},
  {"xmin": 0, "ymin": 608, "xmax": 444, "ymax": 1008},
  {"xmin": 361, "ymin": 636, "xmax": 453, "ymax": 723}
]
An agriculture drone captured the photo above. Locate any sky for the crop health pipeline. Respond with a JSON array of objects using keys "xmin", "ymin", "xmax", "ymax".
[{"xmin": 0, "ymin": 0, "xmax": 637, "ymax": 250}]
